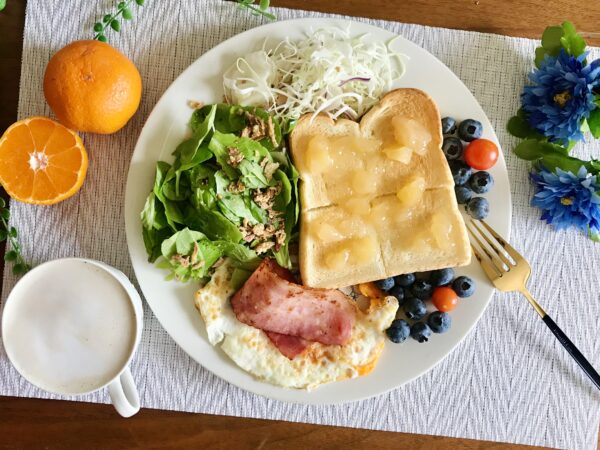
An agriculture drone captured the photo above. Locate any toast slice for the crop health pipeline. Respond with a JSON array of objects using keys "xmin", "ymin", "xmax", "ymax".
[
  {"xmin": 290, "ymin": 88, "xmax": 471, "ymax": 288},
  {"xmin": 290, "ymin": 89, "xmax": 454, "ymax": 210}
]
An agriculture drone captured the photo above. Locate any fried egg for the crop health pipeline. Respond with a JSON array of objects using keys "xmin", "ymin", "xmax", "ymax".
[{"xmin": 194, "ymin": 261, "xmax": 398, "ymax": 390}]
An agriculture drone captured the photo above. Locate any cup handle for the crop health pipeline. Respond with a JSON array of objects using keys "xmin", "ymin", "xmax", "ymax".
[{"xmin": 107, "ymin": 367, "xmax": 140, "ymax": 418}]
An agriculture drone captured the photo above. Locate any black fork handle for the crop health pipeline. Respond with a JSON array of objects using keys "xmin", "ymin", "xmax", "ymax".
[{"xmin": 542, "ymin": 314, "xmax": 600, "ymax": 390}]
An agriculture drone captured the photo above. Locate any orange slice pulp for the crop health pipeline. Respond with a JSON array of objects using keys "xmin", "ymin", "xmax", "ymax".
[{"xmin": 0, "ymin": 117, "xmax": 88, "ymax": 205}]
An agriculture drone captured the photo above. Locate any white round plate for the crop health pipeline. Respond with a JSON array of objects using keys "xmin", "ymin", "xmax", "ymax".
[{"xmin": 125, "ymin": 18, "xmax": 512, "ymax": 404}]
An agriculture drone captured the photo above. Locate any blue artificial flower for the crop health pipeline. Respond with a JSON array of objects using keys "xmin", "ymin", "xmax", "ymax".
[
  {"xmin": 522, "ymin": 50, "xmax": 600, "ymax": 145},
  {"xmin": 530, "ymin": 165, "xmax": 600, "ymax": 238}
]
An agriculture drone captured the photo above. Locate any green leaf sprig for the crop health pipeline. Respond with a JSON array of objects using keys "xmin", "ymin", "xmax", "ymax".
[
  {"xmin": 0, "ymin": 0, "xmax": 7, "ymax": 12},
  {"xmin": 93, "ymin": 0, "xmax": 145, "ymax": 43},
  {"xmin": 0, "ymin": 199, "xmax": 31, "ymax": 275},
  {"xmin": 235, "ymin": 0, "xmax": 276, "ymax": 21}
]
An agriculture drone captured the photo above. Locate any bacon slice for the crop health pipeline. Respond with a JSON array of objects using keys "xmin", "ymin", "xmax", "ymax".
[
  {"xmin": 257, "ymin": 263, "xmax": 309, "ymax": 359},
  {"xmin": 231, "ymin": 259, "xmax": 356, "ymax": 346},
  {"xmin": 265, "ymin": 331, "xmax": 309, "ymax": 359}
]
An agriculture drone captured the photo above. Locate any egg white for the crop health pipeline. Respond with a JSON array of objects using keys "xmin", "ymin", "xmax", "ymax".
[{"xmin": 194, "ymin": 261, "xmax": 398, "ymax": 390}]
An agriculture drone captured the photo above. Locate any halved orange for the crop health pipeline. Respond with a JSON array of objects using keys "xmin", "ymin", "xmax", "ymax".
[{"xmin": 0, "ymin": 117, "xmax": 88, "ymax": 205}]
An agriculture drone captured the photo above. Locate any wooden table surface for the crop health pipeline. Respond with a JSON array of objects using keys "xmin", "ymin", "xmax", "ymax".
[{"xmin": 1, "ymin": 1, "xmax": 599, "ymax": 449}]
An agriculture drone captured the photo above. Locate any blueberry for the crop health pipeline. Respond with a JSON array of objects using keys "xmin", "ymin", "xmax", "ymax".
[
  {"xmin": 441, "ymin": 117, "xmax": 457, "ymax": 134},
  {"xmin": 427, "ymin": 311, "xmax": 452, "ymax": 333},
  {"xmin": 469, "ymin": 171, "xmax": 494, "ymax": 194},
  {"xmin": 455, "ymin": 185, "xmax": 473, "ymax": 205},
  {"xmin": 403, "ymin": 287, "xmax": 415, "ymax": 301},
  {"xmin": 403, "ymin": 297, "xmax": 427, "ymax": 320},
  {"xmin": 429, "ymin": 268, "xmax": 455, "ymax": 286},
  {"xmin": 375, "ymin": 277, "xmax": 395, "ymax": 292},
  {"xmin": 466, "ymin": 197, "xmax": 490, "ymax": 220},
  {"xmin": 410, "ymin": 280, "xmax": 433, "ymax": 300},
  {"xmin": 458, "ymin": 119, "xmax": 483, "ymax": 142},
  {"xmin": 452, "ymin": 276, "xmax": 475, "ymax": 298},
  {"xmin": 386, "ymin": 319, "xmax": 411, "ymax": 343},
  {"xmin": 415, "ymin": 272, "xmax": 431, "ymax": 281},
  {"xmin": 389, "ymin": 284, "xmax": 405, "ymax": 304},
  {"xmin": 410, "ymin": 322, "xmax": 432, "ymax": 343},
  {"xmin": 449, "ymin": 160, "xmax": 473, "ymax": 186},
  {"xmin": 395, "ymin": 273, "xmax": 416, "ymax": 287},
  {"xmin": 442, "ymin": 136, "xmax": 463, "ymax": 160}
]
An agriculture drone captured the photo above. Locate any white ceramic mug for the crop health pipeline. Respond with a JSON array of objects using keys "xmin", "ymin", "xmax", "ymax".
[{"xmin": 1, "ymin": 258, "xmax": 143, "ymax": 417}]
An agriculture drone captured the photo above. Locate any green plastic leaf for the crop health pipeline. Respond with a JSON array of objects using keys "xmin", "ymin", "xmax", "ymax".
[
  {"xmin": 581, "ymin": 119, "xmax": 590, "ymax": 134},
  {"xmin": 515, "ymin": 138, "xmax": 594, "ymax": 174},
  {"xmin": 0, "ymin": 198, "xmax": 6, "ymax": 208},
  {"xmin": 93, "ymin": 22, "xmax": 103, "ymax": 32},
  {"xmin": 259, "ymin": 0, "xmax": 270, "ymax": 10},
  {"xmin": 0, "ymin": 0, "xmax": 6, "ymax": 12},
  {"xmin": 4, "ymin": 250, "xmax": 17, "ymax": 262},
  {"xmin": 122, "ymin": 8, "xmax": 133, "ymax": 20},
  {"xmin": 541, "ymin": 26, "xmax": 563, "ymax": 54},
  {"xmin": 103, "ymin": 14, "xmax": 112, "ymax": 23},
  {"xmin": 97, "ymin": 35, "xmax": 108, "ymax": 43},
  {"xmin": 560, "ymin": 21, "xmax": 586, "ymax": 57},
  {"xmin": 534, "ymin": 47, "xmax": 547, "ymax": 68},
  {"xmin": 506, "ymin": 115, "xmax": 542, "ymax": 139},
  {"xmin": 110, "ymin": 19, "xmax": 121, "ymax": 32},
  {"xmin": 12, "ymin": 264, "xmax": 25, "ymax": 275},
  {"xmin": 0, "ymin": 208, "xmax": 10, "ymax": 220},
  {"xmin": 0, "ymin": 229, "xmax": 7, "ymax": 241},
  {"xmin": 135, "ymin": 0, "xmax": 145, "ymax": 5},
  {"xmin": 9, "ymin": 227, "xmax": 17, "ymax": 238},
  {"xmin": 587, "ymin": 108, "xmax": 600, "ymax": 138},
  {"xmin": 118, "ymin": 1, "xmax": 126, "ymax": 8},
  {"xmin": 588, "ymin": 160, "xmax": 600, "ymax": 174}
]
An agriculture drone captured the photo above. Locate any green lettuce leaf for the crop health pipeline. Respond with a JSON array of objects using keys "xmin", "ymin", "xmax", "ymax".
[
  {"xmin": 237, "ymin": 159, "xmax": 269, "ymax": 189},
  {"xmin": 173, "ymin": 104, "xmax": 217, "ymax": 165},
  {"xmin": 183, "ymin": 204, "xmax": 243, "ymax": 242},
  {"xmin": 191, "ymin": 104, "xmax": 282, "ymax": 150},
  {"xmin": 159, "ymin": 228, "xmax": 223, "ymax": 281},
  {"xmin": 214, "ymin": 171, "xmax": 260, "ymax": 224},
  {"xmin": 214, "ymin": 241, "xmax": 261, "ymax": 270}
]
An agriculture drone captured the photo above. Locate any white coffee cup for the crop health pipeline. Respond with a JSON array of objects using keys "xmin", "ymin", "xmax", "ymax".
[{"xmin": 1, "ymin": 258, "xmax": 143, "ymax": 417}]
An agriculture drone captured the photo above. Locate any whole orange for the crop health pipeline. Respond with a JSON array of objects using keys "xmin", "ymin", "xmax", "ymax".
[{"xmin": 43, "ymin": 40, "xmax": 142, "ymax": 134}]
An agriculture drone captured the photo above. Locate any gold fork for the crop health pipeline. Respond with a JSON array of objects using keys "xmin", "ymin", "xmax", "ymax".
[{"xmin": 466, "ymin": 218, "xmax": 600, "ymax": 391}]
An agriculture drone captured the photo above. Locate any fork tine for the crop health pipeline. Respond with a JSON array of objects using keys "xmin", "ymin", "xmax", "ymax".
[
  {"xmin": 470, "ymin": 244, "xmax": 501, "ymax": 281},
  {"xmin": 469, "ymin": 219, "xmax": 514, "ymax": 268},
  {"xmin": 478, "ymin": 219, "xmax": 523, "ymax": 262},
  {"xmin": 466, "ymin": 222, "xmax": 506, "ymax": 274}
]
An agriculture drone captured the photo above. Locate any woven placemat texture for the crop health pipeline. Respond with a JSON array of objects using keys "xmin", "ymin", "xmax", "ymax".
[{"xmin": 1, "ymin": 1, "xmax": 599, "ymax": 448}]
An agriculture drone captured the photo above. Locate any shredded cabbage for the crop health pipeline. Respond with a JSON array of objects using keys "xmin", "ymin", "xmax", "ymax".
[{"xmin": 222, "ymin": 27, "xmax": 405, "ymax": 125}]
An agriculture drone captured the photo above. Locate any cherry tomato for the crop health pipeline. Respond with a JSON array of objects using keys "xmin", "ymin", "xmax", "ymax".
[
  {"xmin": 464, "ymin": 138, "xmax": 499, "ymax": 170},
  {"xmin": 432, "ymin": 286, "xmax": 458, "ymax": 312}
]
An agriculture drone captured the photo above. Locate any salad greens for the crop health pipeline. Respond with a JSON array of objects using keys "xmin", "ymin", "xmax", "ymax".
[{"xmin": 141, "ymin": 103, "xmax": 299, "ymax": 283}]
